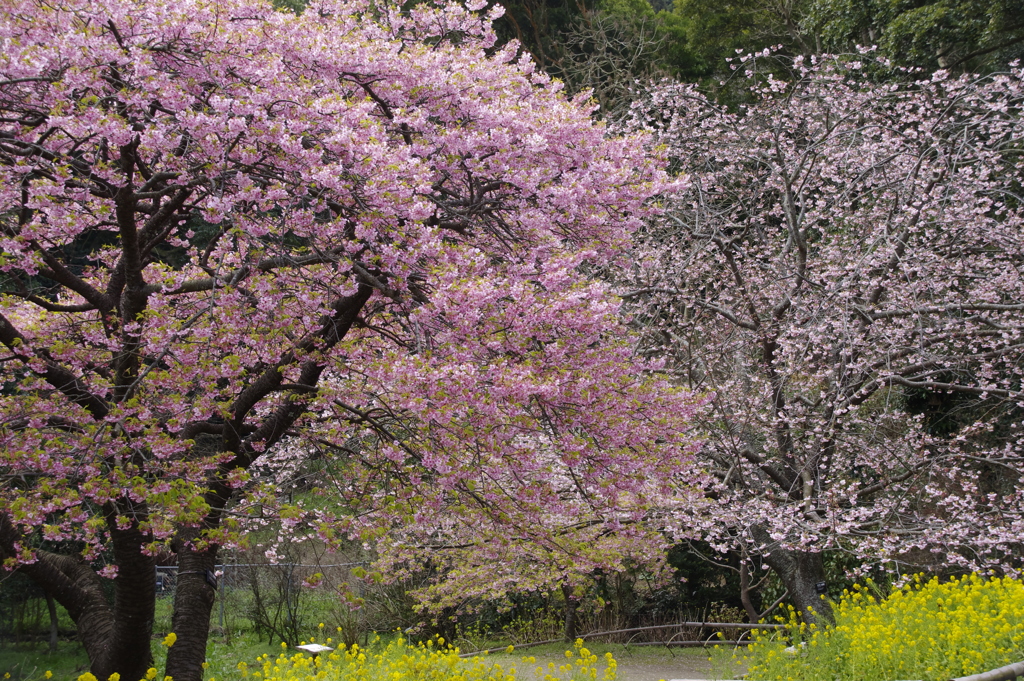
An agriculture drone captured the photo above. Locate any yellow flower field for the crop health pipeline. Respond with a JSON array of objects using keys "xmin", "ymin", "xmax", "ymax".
[
  {"xmin": 745, "ymin": 573, "xmax": 1024, "ymax": 681},
  {"xmin": 232, "ymin": 637, "xmax": 613, "ymax": 681}
]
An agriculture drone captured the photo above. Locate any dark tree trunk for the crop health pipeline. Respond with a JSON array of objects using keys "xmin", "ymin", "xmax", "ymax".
[
  {"xmin": 164, "ymin": 545, "xmax": 219, "ymax": 681},
  {"xmin": 562, "ymin": 583, "xmax": 578, "ymax": 642},
  {"xmin": 739, "ymin": 559, "xmax": 760, "ymax": 623},
  {"xmin": 749, "ymin": 525, "xmax": 833, "ymax": 626},
  {"xmin": 105, "ymin": 513, "xmax": 156, "ymax": 681},
  {"xmin": 432, "ymin": 606, "xmax": 458, "ymax": 644},
  {"xmin": 14, "ymin": 516, "xmax": 156, "ymax": 680},
  {"xmin": 45, "ymin": 593, "xmax": 58, "ymax": 655},
  {"xmin": 766, "ymin": 548, "xmax": 833, "ymax": 625},
  {"xmin": 19, "ymin": 552, "xmax": 117, "ymax": 673}
]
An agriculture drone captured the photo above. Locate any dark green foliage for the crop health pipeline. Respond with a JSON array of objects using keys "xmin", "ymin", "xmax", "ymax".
[
  {"xmin": 671, "ymin": 0, "xmax": 818, "ymax": 76},
  {"xmin": 496, "ymin": 0, "xmax": 705, "ymax": 107},
  {"xmin": 493, "ymin": 0, "xmax": 585, "ymax": 73},
  {"xmin": 0, "ymin": 574, "xmax": 74, "ymax": 647},
  {"xmin": 663, "ymin": 544, "xmax": 747, "ymax": 616},
  {"xmin": 810, "ymin": 0, "xmax": 1024, "ymax": 72},
  {"xmin": 271, "ymin": 0, "xmax": 308, "ymax": 12}
]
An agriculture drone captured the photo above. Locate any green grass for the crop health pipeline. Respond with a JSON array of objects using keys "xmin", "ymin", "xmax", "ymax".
[
  {"xmin": 0, "ymin": 640, "xmax": 90, "ymax": 680},
  {"xmin": 0, "ymin": 582, "xmax": 379, "ymax": 681},
  {"xmin": 154, "ymin": 630, "xmax": 291, "ymax": 681},
  {"xmin": 0, "ymin": 631, "xmax": 333, "ymax": 681}
]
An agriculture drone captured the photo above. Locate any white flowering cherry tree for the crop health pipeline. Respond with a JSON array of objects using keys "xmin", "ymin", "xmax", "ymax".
[{"xmin": 624, "ymin": 55, "xmax": 1024, "ymax": 623}]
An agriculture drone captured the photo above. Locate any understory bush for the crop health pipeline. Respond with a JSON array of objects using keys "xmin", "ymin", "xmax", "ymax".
[{"xmin": 744, "ymin": 573, "xmax": 1024, "ymax": 681}]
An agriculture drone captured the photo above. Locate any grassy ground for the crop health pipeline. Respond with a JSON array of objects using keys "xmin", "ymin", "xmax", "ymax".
[
  {"xmin": 0, "ymin": 640, "xmax": 90, "ymax": 680},
  {"xmin": 0, "ymin": 633, "xmax": 304, "ymax": 681}
]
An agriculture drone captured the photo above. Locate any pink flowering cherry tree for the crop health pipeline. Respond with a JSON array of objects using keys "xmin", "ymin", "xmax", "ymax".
[
  {"xmin": 0, "ymin": 0, "xmax": 698, "ymax": 678},
  {"xmin": 251, "ymin": 256, "xmax": 703, "ymax": 633},
  {"xmin": 624, "ymin": 55, "xmax": 1024, "ymax": 623}
]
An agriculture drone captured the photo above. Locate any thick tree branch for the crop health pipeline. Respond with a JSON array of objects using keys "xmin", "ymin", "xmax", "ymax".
[{"xmin": 0, "ymin": 312, "xmax": 110, "ymax": 419}]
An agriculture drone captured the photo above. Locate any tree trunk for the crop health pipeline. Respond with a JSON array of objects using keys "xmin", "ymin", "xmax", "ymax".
[
  {"xmin": 767, "ymin": 548, "xmax": 832, "ymax": 625},
  {"xmin": 739, "ymin": 559, "xmax": 760, "ymax": 623},
  {"xmin": 19, "ymin": 552, "xmax": 117, "ymax": 674},
  {"xmin": 45, "ymin": 593, "xmax": 58, "ymax": 655},
  {"xmin": 20, "ymin": 530, "xmax": 155, "ymax": 679},
  {"xmin": 164, "ymin": 545, "xmax": 219, "ymax": 681},
  {"xmin": 105, "ymin": 514, "xmax": 156, "ymax": 681},
  {"xmin": 562, "ymin": 583, "xmax": 578, "ymax": 642},
  {"xmin": 749, "ymin": 525, "xmax": 833, "ymax": 626}
]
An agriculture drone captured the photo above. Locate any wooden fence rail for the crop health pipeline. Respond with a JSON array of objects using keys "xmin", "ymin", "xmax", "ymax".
[
  {"xmin": 953, "ymin": 660, "xmax": 1024, "ymax": 681},
  {"xmin": 459, "ymin": 621, "xmax": 785, "ymax": 656}
]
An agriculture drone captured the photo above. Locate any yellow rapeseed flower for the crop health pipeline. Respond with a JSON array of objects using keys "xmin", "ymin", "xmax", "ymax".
[
  {"xmin": 745, "ymin": 573, "xmax": 1024, "ymax": 681},
  {"xmin": 219, "ymin": 635, "xmax": 620, "ymax": 681}
]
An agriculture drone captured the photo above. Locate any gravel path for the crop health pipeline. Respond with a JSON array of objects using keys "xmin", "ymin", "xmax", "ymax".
[
  {"xmin": 613, "ymin": 656, "xmax": 712, "ymax": 680},
  {"xmin": 478, "ymin": 644, "xmax": 746, "ymax": 681}
]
